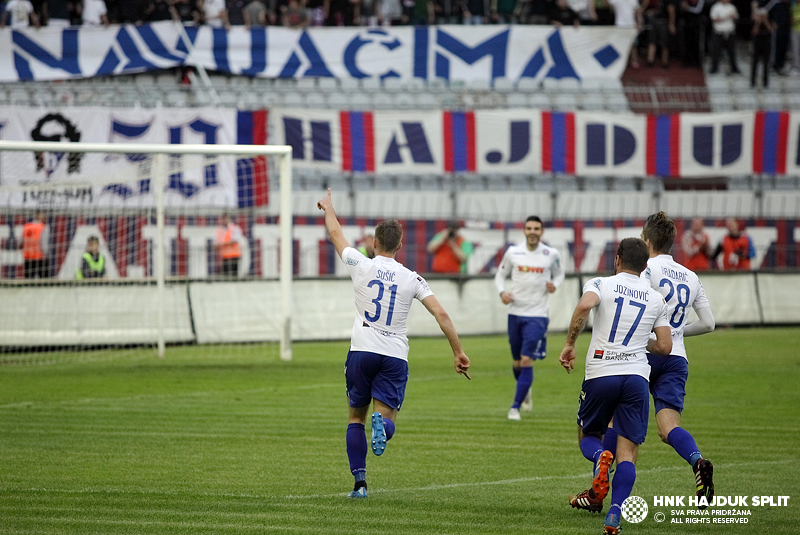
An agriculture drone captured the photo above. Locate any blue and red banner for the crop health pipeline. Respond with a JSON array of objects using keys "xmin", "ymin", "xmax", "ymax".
[
  {"xmin": 340, "ymin": 111, "xmax": 375, "ymax": 172},
  {"xmin": 646, "ymin": 115, "xmax": 680, "ymax": 177},
  {"xmin": 753, "ymin": 111, "xmax": 789, "ymax": 175},
  {"xmin": 542, "ymin": 111, "xmax": 575, "ymax": 174},
  {"xmin": 236, "ymin": 109, "xmax": 269, "ymax": 207},
  {"xmin": 443, "ymin": 111, "xmax": 477, "ymax": 172}
]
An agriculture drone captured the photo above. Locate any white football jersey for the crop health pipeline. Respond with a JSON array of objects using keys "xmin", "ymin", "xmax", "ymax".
[
  {"xmin": 642, "ymin": 254, "xmax": 711, "ymax": 360},
  {"xmin": 342, "ymin": 247, "xmax": 433, "ymax": 361},
  {"xmin": 583, "ymin": 272, "xmax": 670, "ymax": 380},
  {"xmin": 494, "ymin": 243, "xmax": 564, "ymax": 317}
]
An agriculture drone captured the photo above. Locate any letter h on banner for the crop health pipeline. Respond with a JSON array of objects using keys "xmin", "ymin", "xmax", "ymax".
[{"xmin": 283, "ymin": 117, "xmax": 332, "ymax": 162}]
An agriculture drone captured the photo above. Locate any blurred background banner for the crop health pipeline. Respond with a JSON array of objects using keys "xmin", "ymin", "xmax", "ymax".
[
  {"xmin": 0, "ymin": 106, "xmax": 268, "ymax": 208},
  {"xmin": 0, "ymin": 23, "xmax": 636, "ymax": 83}
]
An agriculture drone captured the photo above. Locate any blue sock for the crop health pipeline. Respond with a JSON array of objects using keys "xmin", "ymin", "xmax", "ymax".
[
  {"xmin": 609, "ymin": 461, "xmax": 636, "ymax": 514},
  {"xmin": 580, "ymin": 435, "xmax": 604, "ymax": 466},
  {"xmin": 512, "ymin": 365, "xmax": 521, "ymax": 380},
  {"xmin": 603, "ymin": 427, "xmax": 618, "ymax": 459},
  {"xmin": 667, "ymin": 427, "xmax": 703, "ymax": 467},
  {"xmin": 512, "ymin": 367, "xmax": 533, "ymax": 409},
  {"xmin": 384, "ymin": 419, "xmax": 395, "ymax": 441},
  {"xmin": 346, "ymin": 423, "xmax": 367, "ymax": 479}
]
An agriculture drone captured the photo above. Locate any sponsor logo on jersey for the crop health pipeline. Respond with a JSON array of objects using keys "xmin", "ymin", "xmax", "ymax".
[
  {"xmin": 517, "ymin": 265, "xmax": 545, "ymax": 273},
  {"xmin": 603, "ymin": 350, "xmax": 636, "ymax": 361},
  {"xmin": 594, "ymin": 349, "xmax": 604, "ymax": 359}
]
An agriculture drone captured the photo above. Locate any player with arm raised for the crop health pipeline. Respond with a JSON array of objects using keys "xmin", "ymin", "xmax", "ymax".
[
  {"xmin": 639, "ymin": 212, "xmax": 715, "ymax": 505},
  {"xmin": 317, "ymin": 189, "xmax": 471, "ymax": 499},
  {"xmin": 494, "ymin": 216, "xmax": 564, "ymax": 421},
  {"xmin": 560, "ymin": 238, "xmax": 671, "ymax": 535}
]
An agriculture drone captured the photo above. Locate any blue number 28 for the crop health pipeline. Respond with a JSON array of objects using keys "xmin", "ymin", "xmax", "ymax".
[{"xmin": 365, "ymin": 280, "xmax": 398, "ymax": 326}]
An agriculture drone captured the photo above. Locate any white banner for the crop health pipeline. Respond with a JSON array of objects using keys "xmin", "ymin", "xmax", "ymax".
[
  {"xmin": 1, "ymin": 23, "xmax": 635, "ymax": 83},
  {"xmin": 0, "ymin": 106, "xmax": 247, "ymax": 207}
]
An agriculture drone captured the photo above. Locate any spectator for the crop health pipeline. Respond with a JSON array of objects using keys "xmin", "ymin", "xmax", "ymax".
[
  {"xmin": 567, "ymin": 0, "xmax": 598, "ymax": 24},
  {"xmin": 200, "ymin": 0, "xmax": 231, "ymax": 27},
  {"xmin": 678, "ymin": 0, "xmax": 704, "ymax": 67},
  {"xmin": 751, "ymin": 6, "xmax": 773, "ymax": 87},
  {"xmin": 709, "ymin": 0, "xmax": 740, "ymax": 74},
  {"xmin": 117, "ymin": 0, "xmax": 150, "ymax": 23},
  {"xmin": 215, "ymin": 213, "xmax": 244, "ymax": 278},
  {"xmin": 435, "ymin": 0, "xmax": 461, "ymax": 22},
  {"xmin": 609, "ymin": 0, "xmax": 642, "ymax": 67},
  {"xmin": 1, "ymin": 0, "xmax": 40, "ymax": 28},
  {"xmin": 21, "ymin": 211, "xmax": 50, "ymax": 279},
  {"xmin": 426, "ymin": 221, "xmax": 473, "ymax": 274},
  {"xmin": 549, "ymin": 0, "xmax": 579, "ymax": 25},
  {"xmin": 227, "ymin": 0, "xmax": 246, "ymax": 24},
  {"xmin": 45, "ymin": 0, "xmax": 78, "ymax": 26},
  {"xmin": 242, "ymin": 0, "xmax": 274, "ymax": 27},
  {"xmin": 173, "ymin": 0, "xmax": 201, "ymax": 22},
  {"xmin": 491, "ymin": 0, "xmax": 518, "ymax": 22},
  {"xmin": 148, "ymin": 0, "xmax": 175, "ymax": 20},
  {"xmin": 680, "ymin": 217, "xmax": 712, "ymax": 271},
  {"xmin": 771, "ymin": 0, "xmax": 791, "ymax": 74},
  {"xmin": 595, "ymin": 0, "xmax": 615, "ymax": 24},
  {"xmin": 462, "ymin": 0, "xmax": 488, "ymax": 22},
  {"xmin": 306, "ymin": 0, "xmax": 327, "ymax": 25},
  {"xmin": 357, "ymin": 233, "xmax": 376, "ymax": 259},
  {"xmin": 792, "ymin": 0, "xmax": 800, "ymax": 73},
  {"xmin": 519, "ymin": 0, "xmax": 552, "ymax": 23},
  {"xmin": 376, "ymin": 0, "xmax": 403, "ymax": 24},
  {"xmin": 282, "ymin": 0, "xmax": 309, "ymax": 27},
  {"xmin": 641, "ymin": 0, "xmax": 676, "ymax": 67},
  {"xmin": 75, "ymin": 236, "xmax": 107, "ymax": 280},
  {"xmin": 79, "ymin": 0, "xmax": 110, "ymax": 26},
  {"xmin": 712, "ymin": 218, "xmax": 755, "ymax": 270}
]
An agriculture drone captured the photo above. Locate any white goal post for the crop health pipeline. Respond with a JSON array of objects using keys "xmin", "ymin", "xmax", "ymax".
[{"xmin": 0, "ymin": 140, "xmax": 293, "ymax": 361}]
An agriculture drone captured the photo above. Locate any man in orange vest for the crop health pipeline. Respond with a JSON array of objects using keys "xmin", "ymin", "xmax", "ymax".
[
  {"xmin": 215, "ymin": 213, "xmax": 243, "ymax": 277},
  {"xmin": 712, "ymin": 218, "xmax": 755, "ymax": 270},
  {"xmin": 21, "ymin": 210, "xmax": 50, "ymax": 279}
]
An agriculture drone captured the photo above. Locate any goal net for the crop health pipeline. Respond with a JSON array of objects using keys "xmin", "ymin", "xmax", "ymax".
[{"xmin": 0, "ymin": 140, "xmax": 293, "ymax": 365}]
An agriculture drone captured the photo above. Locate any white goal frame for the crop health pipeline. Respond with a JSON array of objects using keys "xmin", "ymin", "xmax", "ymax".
[{"xmin": 0, "ymin": 140, "xmax": 294, "ymax": 361}]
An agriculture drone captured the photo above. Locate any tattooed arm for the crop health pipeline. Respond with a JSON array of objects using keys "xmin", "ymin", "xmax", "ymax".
[{"xmin": 559, "ymin": 291, "xmax": 600, "ymax": 373}]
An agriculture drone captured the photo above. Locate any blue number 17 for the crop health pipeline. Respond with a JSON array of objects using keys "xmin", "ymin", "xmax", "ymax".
[{"xmin": 608, "ymin": 297, "xmax": 646, "ymax": 346}]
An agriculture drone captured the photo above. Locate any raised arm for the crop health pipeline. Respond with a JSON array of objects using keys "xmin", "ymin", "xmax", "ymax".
[
  {"xmin": 559, "ymin": 291, "xmax": 600, "ymax": 373},
  {"xmin": 317, "ymin": 188, "xmax": 350, "ymax": 258},
  {"xmin": 421, "ymin": 295, "xmax": 471, "ymax": 378}
]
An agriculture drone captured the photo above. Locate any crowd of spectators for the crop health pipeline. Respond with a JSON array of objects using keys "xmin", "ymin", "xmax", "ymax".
[{"xmin": 1, "ymin": 0, "xmax": 799, "ymax": 76}]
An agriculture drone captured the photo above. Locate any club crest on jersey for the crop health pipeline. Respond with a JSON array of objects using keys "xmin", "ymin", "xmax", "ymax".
[
  {"xmin": 594, "ymin": 349, "xmax": 604, "ymax": 359},
  {"xmin": 543, "ymin": 249, "xmax": 549, "ymax": 255}
]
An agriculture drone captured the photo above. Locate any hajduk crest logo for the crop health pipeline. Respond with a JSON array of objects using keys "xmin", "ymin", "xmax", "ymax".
[{"xmin": 621, "ymin": 496, "xmax": 648, "ymax": 523}]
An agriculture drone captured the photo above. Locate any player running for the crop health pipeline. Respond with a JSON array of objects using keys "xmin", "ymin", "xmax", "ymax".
[
  {"xmin": 317, "ymin": 189, "xmax": 471, "ymax": 499},
  {"xmin": 560, "ymin": 238, "xmax": 672, "ymax": 535},
  {"xmin": 494, "ymin": 216, "xmax": 564, "ymax": 420},
  {"xmin": 641, "ymin": 212, "xmax": 716, "ymax": 504}
]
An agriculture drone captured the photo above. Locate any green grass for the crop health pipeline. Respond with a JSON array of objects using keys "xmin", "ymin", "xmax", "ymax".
[{"xmin": 1, "ymin": 328, "xmax": 799, "ymax": 534}]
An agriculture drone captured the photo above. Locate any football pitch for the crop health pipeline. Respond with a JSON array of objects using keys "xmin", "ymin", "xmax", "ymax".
[{"xmin": 1, "ymin": 327, "xmax": 798, "ymax": 534}]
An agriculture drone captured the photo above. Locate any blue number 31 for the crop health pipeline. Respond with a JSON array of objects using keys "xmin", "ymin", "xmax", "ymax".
[{"xmin": 365, "ymin": 280, "xmax": 398, "ymax": 326}]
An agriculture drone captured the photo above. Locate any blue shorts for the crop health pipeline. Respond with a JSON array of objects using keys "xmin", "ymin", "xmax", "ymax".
[
  {"xmin": 577, "ymin": 374, "xmax": 650, "ymax": 445},
  {"xmin": 345, "ymin": 351, "xmax": 409, "ymax": 410},
  {"xmin": 508, "ymin": 315, "xmax": 548, "ymax": 361},
  {"xmin": 648, "ymin": 354, "xmax": 689, "ymax": 413}
]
